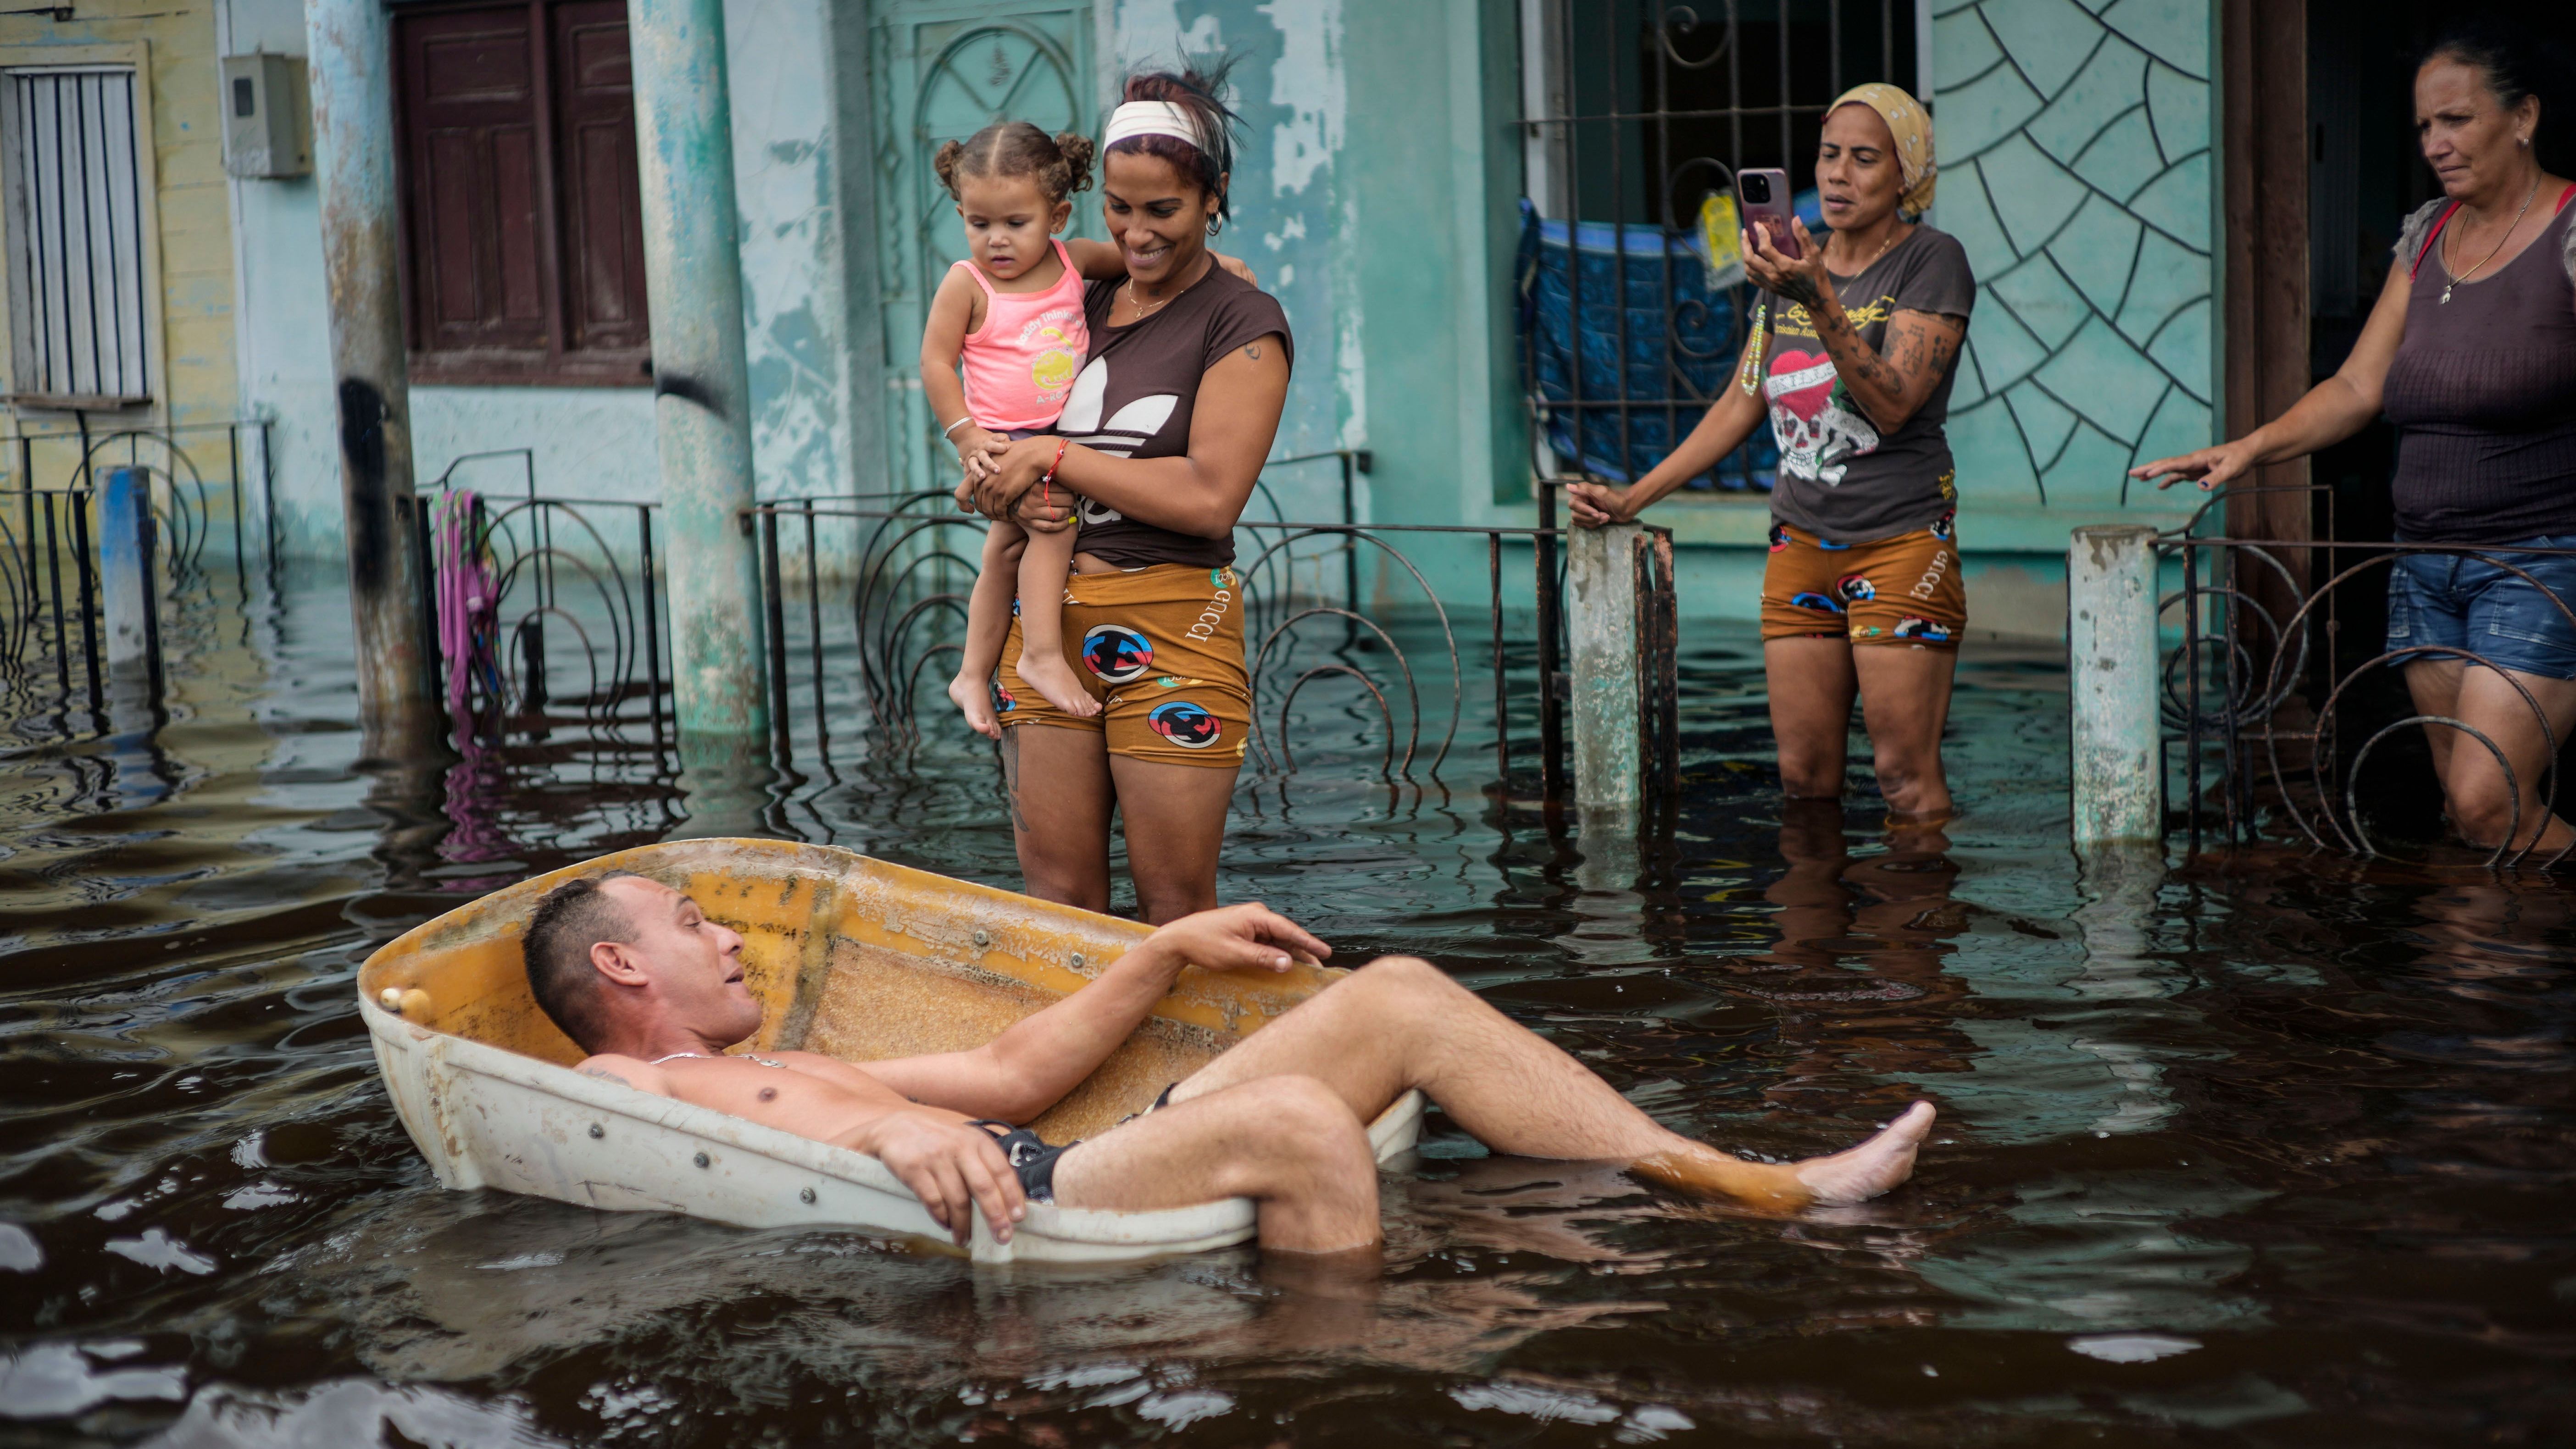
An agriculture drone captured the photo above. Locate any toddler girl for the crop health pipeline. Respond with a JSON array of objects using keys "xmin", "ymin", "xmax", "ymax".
[{"xmin": 926, "ymin": 122, "xmax": 1099, "ymax": 735}]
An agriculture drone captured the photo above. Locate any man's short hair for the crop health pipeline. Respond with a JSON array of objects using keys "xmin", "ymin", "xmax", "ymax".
[{"xmin": 521, "ymin": 871, "xmax": 644, "ymax": 1051}]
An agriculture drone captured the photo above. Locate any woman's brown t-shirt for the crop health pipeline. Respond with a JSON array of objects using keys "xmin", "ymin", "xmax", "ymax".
[{"xmin": 1057, "ymin": 266, "xmax": 1294, "ymax": 568}]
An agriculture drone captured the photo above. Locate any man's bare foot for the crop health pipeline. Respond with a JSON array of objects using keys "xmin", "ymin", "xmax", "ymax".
[
  {"xmin": 1792, "ymin": 1100, "xmax": 1936, "ymax": 1205},
  {"xmin": 1014, "ymin": 648, "xmax": 1101, "ymax": 718},
  {"xmin": 947, "ymin": 673, "xmax": 1001, "ymax": 739},
  {"xmin": 1630, "ymin": 1099, "xmax": 1936, "ymax": 1210}
]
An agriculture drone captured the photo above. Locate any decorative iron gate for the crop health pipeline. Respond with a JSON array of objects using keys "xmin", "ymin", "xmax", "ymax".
[
  {"xmin": 2161, "ymin": 485, "xmax": 2576, "ymax": 870},
  {"xmin": 1517, "ymin": 0, "xmax": 1915, "ymax": 496}
]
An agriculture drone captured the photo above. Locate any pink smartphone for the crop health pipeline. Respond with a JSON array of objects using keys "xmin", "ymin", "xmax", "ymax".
[{"xmin": 1735, "ymin": 167, "xmax": 1801, "ymax": 259}]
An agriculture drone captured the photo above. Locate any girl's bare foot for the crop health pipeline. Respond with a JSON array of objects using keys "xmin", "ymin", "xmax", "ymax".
[
  {"xmin": 1015, "ymin": 649, "xmax": 1101, "ymax": 718},
  {"xmin": 947, "ymin": 673, "xmax": 1002, "ymax": 739}
]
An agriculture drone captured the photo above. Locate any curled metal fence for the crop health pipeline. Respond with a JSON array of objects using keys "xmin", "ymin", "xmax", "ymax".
[
  {"xmin": 0, "ymin": 418, "xmax": 276, "ymax": 730},
  {"xmin": 415, "ymin": 468, "xmax": 1686, "ymax": 804},
  {"xmin": 2160, "ymin": 483, "xmax": 2576, "ymax": 869},
  {"xmin": 6, "ymin": 419, "xmax": 276, "ymax": 590},
  {"xmin": 747, "ymin": 490, "xmax": 1676, "ymax": 797},
  {"xmin": 431, "ymin": 489, "xmax": 667, "ymax": 757}
]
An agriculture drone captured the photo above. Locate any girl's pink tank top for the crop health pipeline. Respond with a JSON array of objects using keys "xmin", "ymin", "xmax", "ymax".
[{"xmin": 954, "ymin": 239, "xmax": 1089, "ymax": 432}]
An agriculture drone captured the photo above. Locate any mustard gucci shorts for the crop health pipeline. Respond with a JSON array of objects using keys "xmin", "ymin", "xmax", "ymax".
[
  {"xmin": 994, "ymin": 563, "xmax": 1252, "ymax": 768},
  {"xmin": 1760, "ymin": 514, "xmax": 1967, "ymax": 647}
]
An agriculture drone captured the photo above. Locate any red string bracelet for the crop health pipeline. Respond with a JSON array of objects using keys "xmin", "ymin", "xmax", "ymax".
[{"xmin": 1040, "ymin": 436, "xmax": 1067, "ymax": 509}]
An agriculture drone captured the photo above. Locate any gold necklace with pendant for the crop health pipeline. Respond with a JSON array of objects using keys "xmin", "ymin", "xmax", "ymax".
[
  {"xmin": 1123, "ymin": 278, "xmax": 1172, "ymax": 321},
  {"xmin": 2442, "ymin": 177, "xmax": 2538, "ymax": 304}
]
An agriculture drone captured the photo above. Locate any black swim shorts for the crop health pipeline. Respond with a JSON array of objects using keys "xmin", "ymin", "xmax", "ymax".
[
  {"xmin": 969, "ymin": 1084, "xmax": 1179, "ymax": 1205},
  {"xmin": 968, "ymin": 1120, "xmax": 1073, "ymax": 1204}
]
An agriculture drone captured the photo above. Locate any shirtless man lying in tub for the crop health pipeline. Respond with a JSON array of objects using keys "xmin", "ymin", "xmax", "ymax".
[{"xmin": 522, "ymin": 872, "xmax": 1937, "ymax": 1252}]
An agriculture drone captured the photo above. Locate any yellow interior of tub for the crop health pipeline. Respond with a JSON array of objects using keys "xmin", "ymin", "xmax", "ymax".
[{"xmin": 357, "ymin": 839, "xmax": 1340, "ymax": 1141}]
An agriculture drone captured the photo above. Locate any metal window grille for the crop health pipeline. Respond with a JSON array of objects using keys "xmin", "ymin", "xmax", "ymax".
[
  {"xmin": 1519, "ymin": 0, "xmax": 1911, "ymax": 494},
  {"xmin": 3, "ymin": 66, "xmax": 150, "ymax": 405}
]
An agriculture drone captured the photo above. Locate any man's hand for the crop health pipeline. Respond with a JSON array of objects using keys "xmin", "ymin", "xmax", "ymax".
[
  {"xmin": 1566, "ymin": 480, "xmax": 1635, "ymax": 528},
  {"xmin": 1213, "ymin": 251, "xmax": 1259, "ymax": 288},
  {"xmin": 1140, "ymin": 902, "xmax": 1334, "ymax": 978},
  {"xmin": 855, "ymin": 1112, "xmax": 1025, "ymax": 1247}
]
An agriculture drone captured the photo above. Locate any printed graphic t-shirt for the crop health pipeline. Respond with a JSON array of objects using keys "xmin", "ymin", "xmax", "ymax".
[
  {"xmin": 1762, "ymin": 225, "xmax": 1976, "ymax": 544},
  {"xmin": 1058, "ymin": 265, "xmax": 1294, "ymax": 569}
]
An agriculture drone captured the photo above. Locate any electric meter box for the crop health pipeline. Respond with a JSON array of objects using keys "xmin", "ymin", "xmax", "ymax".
[{"xmin": 220, "ymin": 53, "xmax": 309, "ymax": 179}]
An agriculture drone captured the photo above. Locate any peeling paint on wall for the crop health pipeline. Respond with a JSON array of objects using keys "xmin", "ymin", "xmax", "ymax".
[
  {"xmin": 1255, "ymin": 0, "xmax": 1340, "ymax": 198},
  {"xmin": 1106, "ymin": 0, "xmax": 1355, "ymax": 519},
  {"xmin": 220, "ymin": 0, "xmax": 867, "ymax": 558}
]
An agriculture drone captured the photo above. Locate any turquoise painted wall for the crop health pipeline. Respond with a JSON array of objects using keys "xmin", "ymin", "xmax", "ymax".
[
  {"xmin": 1089, "ymin": 0, "xmax": 1527, "ymax": 617},
  {"xmin": 1099, "ymin": 0, "xmax": 1521, "ymax": 543},
  {"xmin": 1932, "ymin": 0, "xmax": 2216, "ymax": 552}
]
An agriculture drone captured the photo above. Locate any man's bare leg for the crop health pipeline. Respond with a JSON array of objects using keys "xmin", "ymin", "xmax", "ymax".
[
  {"xmin": 1165, "ymin": 956, "xmax": 1933, "ymax": 1210},
  {"xmin": 1048, "ymin": 1075, "xmax": 1382, "ymax": 1253}
]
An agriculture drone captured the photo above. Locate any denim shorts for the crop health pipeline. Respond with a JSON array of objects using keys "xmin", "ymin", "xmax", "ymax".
[{"xmin": 2384, "ymin": 539, "xmax": 2576, "ymax": 679}]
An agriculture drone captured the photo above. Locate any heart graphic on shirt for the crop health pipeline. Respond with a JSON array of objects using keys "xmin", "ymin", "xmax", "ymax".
[{"xmin": 1767, "ymin": 350, "xmax": 1838, "ymax": 421}]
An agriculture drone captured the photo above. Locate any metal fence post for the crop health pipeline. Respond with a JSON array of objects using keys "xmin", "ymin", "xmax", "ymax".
[
  {"xmin": 2069, "ymin": 525, "xmax": 2164, "ymax": 848},
  {"xmin": 630, "ymin": 0, "xmax": 769, "ymax": 753},
  {"xmin": 100, "ymin": 467, "xmax": 162, "ymax": 698},
  {"xmin": 1566, "ymin": 521, "xmax": 1644, "ymax": 808}
]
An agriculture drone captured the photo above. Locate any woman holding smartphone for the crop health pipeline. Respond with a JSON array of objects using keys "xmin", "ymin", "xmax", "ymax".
[{"xmin": 1570, "ymin": 83, "xmax": 1975, "ymax": 819}]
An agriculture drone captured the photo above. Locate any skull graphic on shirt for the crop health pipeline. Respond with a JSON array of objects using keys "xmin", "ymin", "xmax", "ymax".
[
  {"xmin": 1764, "ymin": 349, "xmax": 1880, "ymax": 486},
  {"xmin": 1057, "ymin": 356, "xmax": 1179, "ymax": 526}
]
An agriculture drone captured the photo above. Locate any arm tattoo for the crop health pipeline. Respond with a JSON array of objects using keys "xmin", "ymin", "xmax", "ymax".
[
  {"xmin": 1244, "ymin": 342, "xmax": 1262, "ymax": 360},
  {"xmin": 1775, "ymin": 273, "xmax": 1825, "ymax": 310},
  {"xmin": 579, "ymin": 1065, "xmax": 632, "ymax": 1088}
]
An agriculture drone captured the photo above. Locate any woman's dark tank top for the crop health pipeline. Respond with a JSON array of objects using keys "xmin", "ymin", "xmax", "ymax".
[{"xmin": 2383, "ymin": 189, "xmax": 2576, "ymax": 543}]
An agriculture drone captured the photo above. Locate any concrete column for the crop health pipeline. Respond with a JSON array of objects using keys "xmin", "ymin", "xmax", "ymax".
[
  {"xmin": 2068, "ymin": 525, "xmax": 2164, "ymax": 848},
  {"xmin": 99, "ymin": 467, "xmax": 161, "ymax": 691},
  {"xmin": 629, "ymin": 0, "xmax": 768, "ymax": 746},
  {"xmin": 1566, "ymin": 522, "xmax": 1643, "ymax": 810},
  {"xmin": 304, "ymin": 0, "xmax": 441, "ymax": 755}
]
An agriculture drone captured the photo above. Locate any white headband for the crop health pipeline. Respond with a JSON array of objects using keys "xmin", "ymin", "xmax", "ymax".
[{"xmin": 1101, "ymin": 100, "xmax": 1204, "ymax": 154}]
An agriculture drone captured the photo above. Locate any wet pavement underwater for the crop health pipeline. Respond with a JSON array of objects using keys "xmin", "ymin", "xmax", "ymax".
[{"xmin": 0, "ymin": 565, "xmax": 2570, "ymax": 1448}]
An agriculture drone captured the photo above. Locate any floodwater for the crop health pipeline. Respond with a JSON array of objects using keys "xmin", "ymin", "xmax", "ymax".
[{"xmin": 2, "ymin": 565, "xmax": 2570, "ymax": 1448}]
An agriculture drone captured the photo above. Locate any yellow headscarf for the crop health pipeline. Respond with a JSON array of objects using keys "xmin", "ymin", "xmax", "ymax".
[{"xmin": 1827, "ymin": 83, "xmax": 1937, "ymax": 221}]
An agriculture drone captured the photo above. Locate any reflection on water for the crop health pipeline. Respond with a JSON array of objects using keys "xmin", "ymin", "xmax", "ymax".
[{"xmin": 1, "ymin": 566, "xmax": 2570, "ymax": 1446}]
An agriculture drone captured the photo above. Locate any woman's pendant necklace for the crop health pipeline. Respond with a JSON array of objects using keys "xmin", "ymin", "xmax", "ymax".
[
  {"xmin": 2443, "ymin": 177, "xmax": 2538, "ymax": 304},
  {"xmin": 1123, "ymin": 278, "xmax": 1171, "ymax": 321}
]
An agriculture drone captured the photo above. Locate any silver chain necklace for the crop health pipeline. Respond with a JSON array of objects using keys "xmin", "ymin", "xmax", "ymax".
[{"xmin": 650, "ymin": 1050, "xmax": 788, "ymax": 1068}]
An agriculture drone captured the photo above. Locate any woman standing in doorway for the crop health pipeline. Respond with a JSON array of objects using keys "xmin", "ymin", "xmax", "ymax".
[
  {"xmin": 1571, "ymin": 84, "xmax": 1976, "ymax": 818},
  {"xmin": 2133, "ymin": 24, "xmax": 2576, "ymax": 857},
  {"xmin": 960, "ymin": 61, "xmax": 1292, "ymax": 922}
]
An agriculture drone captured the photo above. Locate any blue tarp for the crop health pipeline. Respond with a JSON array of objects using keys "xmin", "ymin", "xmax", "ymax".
[{"xmin": 1517, "ymin": 198, "xmax": 1778, "ymax": 492}]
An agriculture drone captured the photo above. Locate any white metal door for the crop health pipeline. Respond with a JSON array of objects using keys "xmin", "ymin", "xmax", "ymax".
[{"xmin": 2, "ymin": 66, "xmax": 150, "ymax": 405}]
